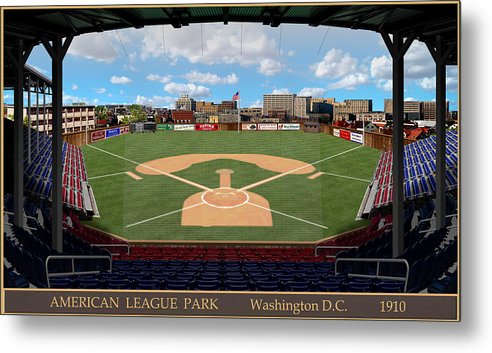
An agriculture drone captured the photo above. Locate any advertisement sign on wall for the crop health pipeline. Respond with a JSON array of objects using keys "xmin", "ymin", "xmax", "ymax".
[
  {"xmin": 174, "ymin": 124, "xmax": 195, "ymax": 131},
  {"xmin": 195, "ymin": 124, "xmax": 219, "ymax": 131},
  {"xmin": 350, "ymin": 131, "xmax": 363, "ymax": 144},
  {"xmin": 278, "ymin": 123, "xmax": 300, "ymax": 131},
  {"xmin": 340, "ymin": 129, "xmax": 351, "ymax": 140},
  {"xmin": 120, "ymin": 125, "xmax": 130, "ymax": 134},
  {"xmin": 157, "ymin": 124, "xmax": 174, "ymax": 131},
  {"xmin": 333, "ymin": 128, "xmax": 340, "ymax": 137},
  {"xmin": 91, "ymin": 130, "xmax": 105, "ymax": 142},
  {"xmin": 242, "ymin": 123, "xmax": 257, "ymax": 131},
  {"xmin": 257, "ymin": 123, "xmax": 278, "ymax": 131},
  {"xmin": 105, "ymin": 128, "xmax": 121, "ymax": 138}
]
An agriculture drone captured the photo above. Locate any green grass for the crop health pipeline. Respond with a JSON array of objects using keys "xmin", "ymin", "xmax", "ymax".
[{"xmin": 81, "ymin": 131, "xmax": 381, "ymax": 242}]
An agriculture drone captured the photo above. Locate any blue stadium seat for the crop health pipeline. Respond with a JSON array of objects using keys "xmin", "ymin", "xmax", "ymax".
[
  {"xmin": 136, "ymin": 279, "xmax": 162, "ymax": 290},
  {"xmin": 107, "ymin": 279, "xmax": 132, "ymax": 289}
]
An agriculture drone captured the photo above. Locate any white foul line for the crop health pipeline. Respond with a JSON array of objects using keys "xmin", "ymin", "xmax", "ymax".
[
  {"xmin": 87, "ymin": 144, "xmax": 211, "ymax": 191},
  {"xmin": 240, "ymin": 145, "xmax": 363, "ymax": 191},
  {"xmin": 125, "ymin": 202, "xmax": 205, "ymax": 228},
  {"xmin": 88, "ymin": 171, "xmax": 128, "ymax": 180},
  {"xmin": 318, "ymin": 172, "xmax": 371, "ymax": 183},
  {"xmin": 246, "ymin": 201, "xmax": 328, "ymax": 229}
]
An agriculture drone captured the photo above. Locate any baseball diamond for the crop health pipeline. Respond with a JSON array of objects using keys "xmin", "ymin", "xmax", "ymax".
[{"xmin": 81, "ymin": 130, "xmax": 381, "ymax": 242}]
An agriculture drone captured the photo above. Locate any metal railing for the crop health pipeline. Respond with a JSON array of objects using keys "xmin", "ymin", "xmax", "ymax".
[
  {"xmin": 314, "ymin": 223, "xmax": 393, "ymax": 258},
  {"xmin": 417, "ymin": 213, "xmax": 458, "ymax": 233},
  {"xmin": 335, "ymin": 257, "xmax": 410, "ymax": 292},
  {"xmin": 45, "ymin": 255, "xmax": 112, "ymax": 288},
  {"xmin": 92, "ymin": 243, "xmax": 131, "ymax": 255},
  {"xmin": 4, "ymin": 211, "xmax": 40, "ymax": 231}
]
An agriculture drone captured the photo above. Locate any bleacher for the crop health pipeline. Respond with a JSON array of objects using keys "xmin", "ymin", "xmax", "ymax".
[
  {"xmin": 339, "ymin": 193, "xmax": 458, "ymax": 293},
  {"xmin": 4, "ymin": 194, "xmax": 457, "ymax": 293},
  {"xmin": 358, "ymin": 131, "xmax": 458, "ymax": 217},
  {"xmin": 3, "ymin": 194, "xmax": 111, "ymax": 289},
  {"xmin": 5, "ymin": 118, "xmax": 99, "ymax": 216},
  {"xmin": 3, "ymin": 121, "xmax": 458, "ymax": 294},
  {"xmin": 46, "ymin": 259, "xmax": 407, "ymax": 292}
]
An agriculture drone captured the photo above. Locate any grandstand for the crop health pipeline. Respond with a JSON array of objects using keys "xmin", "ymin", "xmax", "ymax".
[
  {"xmin": 358, "ymin": 130, "xmax": 458, "ymax": 215},
  {"xmin": 6, "ymin": 119, "xmax": 99, "ymax": 216},
  {"xmin": 3, "ymin": 122, "xmax": 458, "ymax": 294},
  {"xmin": 2, "ymin": 4, "xmax": 458, "ymax": 302}
]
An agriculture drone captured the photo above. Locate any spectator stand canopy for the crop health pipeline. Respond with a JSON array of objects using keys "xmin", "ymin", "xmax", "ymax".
[{"xmin": 2, "ymin": 2, "xmax": 459, "ymax": 255}]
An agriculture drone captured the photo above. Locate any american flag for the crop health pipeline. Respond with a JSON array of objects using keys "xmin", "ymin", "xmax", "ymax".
[{"xmin": 232, "ymin": 91, "xmax": 239, "ymax": 101}]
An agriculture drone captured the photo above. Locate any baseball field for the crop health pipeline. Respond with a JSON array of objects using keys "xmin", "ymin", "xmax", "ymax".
[{"xmin": 81, "ymin": 130, "xmax": 382, "ymax": 242}]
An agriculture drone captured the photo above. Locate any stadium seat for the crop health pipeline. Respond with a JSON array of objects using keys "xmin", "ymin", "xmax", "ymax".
[
  {"xmin": 136, "ymin": 279, "xmax": 162, "ymax": 290},
  {"xmin": 49, "ymin": 278, "xmax": 74, "ymax": 289},
  {"xmin": 107, "ymin": 279, "xmax": 132, "ymax": 290}
]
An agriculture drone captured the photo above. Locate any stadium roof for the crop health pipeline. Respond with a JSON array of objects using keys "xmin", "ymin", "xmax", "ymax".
[
  {"xmin": 3, "ymin": 3, "xmax": 459, "ymax": 76},
  {"xmin": 3, "ymin": 64, "xmax": 53, "ymax": 92}
]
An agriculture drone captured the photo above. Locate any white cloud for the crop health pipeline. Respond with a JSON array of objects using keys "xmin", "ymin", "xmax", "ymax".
[
  {"xmin": 68, "ymin": 32, "xmax": 118, "ymax": 63},
  {"xmin": 146, "ymin": 73, "xmax": 172, "ymax": 83},
  {"xmin": 416, "ymin": 77, "xmax": 435, "ymax": 90},
  {"xmin": 258, "ymin": 58, "xmax": 283, "ymax": 76},
  {"xmin": 62, "ymin": 94, "xmax": 97, "ymax": 106},
  {"xmin": 124, "ymin": 63, "xmax": 140, "ymax": 72},
  {"xmin": 94, "ymin": 88, "xmax": 106, "ymax": 94},
  {"xmin": 376, "ymin": 79, "xmax": 393, "ymax": 92},
  {"xmin": 184, "ymin": 71, "xmax": 238, "ymax": 85},
  {"xmin": 405, "ymin": 97, "xmax": 417, "ymax": 101},
  {"xmin": 330, "ymin": 73, "xmax": 369, "ymax": 90},
  {"xmin": 110, "ymin": 75, "xmax": 132, "ymax": 84},
  {"xmin": 287, "ymin": 50, "xmax": 295, "ymax": 57},
  {"xmin": 271, "ymin": 88, "xmax": 291, "ymax": 94},
  {"xmin": 164, "ymin": 82, "xmax": 211, "ymax": 98},
  {"xmin": 249, "ymin": 99, "xmax": 262, "ymax": 108},
  {"xmin": 371, "ymin": 41, "xmax": 435, "ymax": 83},
  {"xmin": 370, "ymin": 55, "xmax": 392, "ymax": 80},
  {"xmin": 135, "ymin": 95, "xmax": 176, "ymax": 107},
  {"xmin": 139, "ymin": 23, "xmax": 281, "ymax": 69},
  {"xmin": 310, "ymin": 48, "xmax": 358, "ymax": 79},
  {"xmin": 416, "ymin": 75, "xmax": 458, "ymax": 91},
  {"xmin": 297, "ymin": 87, "xmax": 327, "ymax": 98},
  {"xmin": 71, "ymin": 84, "xmax": 78, "ymax": 91},
  {"xmin": 405, "ymin": 41, "xmax": 434, "ymax": 79}
]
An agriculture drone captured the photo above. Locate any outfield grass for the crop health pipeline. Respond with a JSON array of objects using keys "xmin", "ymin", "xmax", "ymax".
[{"xmin": 81, "ymin": 131, "xmax": 381, "ymax": 242}]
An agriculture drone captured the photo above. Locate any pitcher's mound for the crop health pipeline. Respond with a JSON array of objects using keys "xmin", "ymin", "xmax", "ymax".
[
  {"xmin": 202, "ymin": 187, "xmax": 249, "ymax": 209},
  {"xmin": 182, "ymin": 190, "xmax": 272, "ymax": 227}
]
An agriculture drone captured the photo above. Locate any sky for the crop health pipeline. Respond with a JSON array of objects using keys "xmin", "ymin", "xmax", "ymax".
[{"xmin": 4, "ymin": 22, "xmax": 458, "ymax": 111}]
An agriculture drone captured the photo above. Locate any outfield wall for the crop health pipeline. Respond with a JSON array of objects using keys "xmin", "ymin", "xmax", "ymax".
[
  {"xmin": 63, "ymin": 122, "xmax": 412, "ymax": 152},
  {"xmin": 62, "ymin": 124, "xmax": 130, "ymax": 146},
  {"xmin": 320, "ymin": 125, "xmax": 415, "ymax": 152}
]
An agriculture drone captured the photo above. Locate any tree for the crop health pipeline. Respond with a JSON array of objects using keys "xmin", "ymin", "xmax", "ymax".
[
  {"xmin": 129, "ymin": 104, "xmax": 146, "ymax": 123},
  {"xmin": 95, "ymin": 106, "xmax": 108, "ymax": 121}
]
